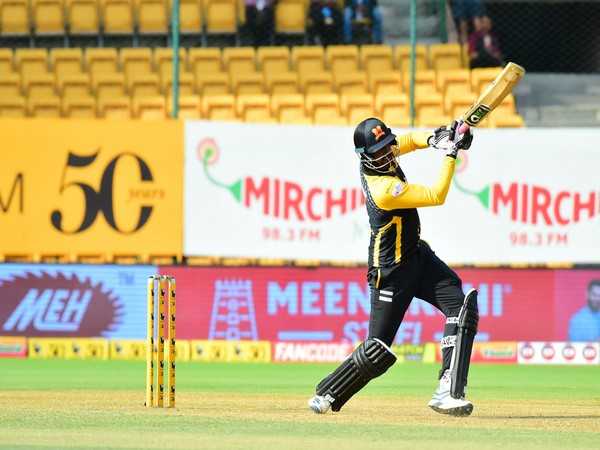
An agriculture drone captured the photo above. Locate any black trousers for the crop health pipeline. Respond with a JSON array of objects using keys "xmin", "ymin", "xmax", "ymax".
[{"xmin": 367, "ymin": 241, "xmax": 465, "ymax": 376}]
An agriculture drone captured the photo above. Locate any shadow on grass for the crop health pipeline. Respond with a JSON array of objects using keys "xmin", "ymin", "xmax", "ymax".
[{"xmin": 477, "ymin": 415, "xmax": 600, "ymax": 420}]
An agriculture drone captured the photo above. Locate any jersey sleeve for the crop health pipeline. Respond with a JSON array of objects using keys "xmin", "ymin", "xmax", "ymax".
[
  {"xmin": 366, "ymin": 157, "xmax": 456, "ymax": 210},
  {"xmin": 391, "ymin": 131, "xmax": 432, "ymax": 157}
]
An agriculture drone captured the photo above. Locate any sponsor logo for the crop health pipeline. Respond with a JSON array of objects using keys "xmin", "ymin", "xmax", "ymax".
[
  {"xmin": 562, "ymin": 343, "xmax": 576, "ymax": 360},
  {"xmin": 541, "ymin": 343, "xmax": 555, "ymax": 360},
  {"xmin": 0, "ymin": 272, "xmax": 123, "ymax": 337},
  {"xmin": 520, "ymin": 342, "xmax": 534, "ymax": 360},
  {"xmin": 582, "ymin": 344, "xmax": 598, "ymax": 362},
  {"xmin": 273, "ymin": 342, "xmax": 354, "ymax": 362},
  {"xmin": 466, "ymin": 105, "xmax": 491, "ymax": 125},
  {"xmin": 0, "ymin": 173, "xmax": 24, "ymax": 214}
]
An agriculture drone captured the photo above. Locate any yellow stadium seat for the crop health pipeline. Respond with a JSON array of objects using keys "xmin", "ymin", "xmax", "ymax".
[
  {"xmin": 154, "ymin": 47, "xmax": 187, "ymax": 82},
  {"xmin": 415, "ymin": 92, "xmax": 444, "ymax": 118},
  {"xmin": 121, "ymin": 48, "xmax": 153, "ymax": 80},
  {"xmin": 93, "ymin": 72, "xmax": 126, "ymax": 100},
  {"xmin": 51, "ymin": 48, "xmax": 84, "ymax": 77},
  {"xmin": 300, "ymin": 71, "xmax": 333, "ymax": 95},
  {"xmin": 436, "ymin": 69, "xmax": 471, "ymax": 97},
  {"xmin": 471, "ymin": 67, "xmax": 502, "ymax": 92},
  {"xmin": 335, "ymin": 72, "xmax": 367, "ymax": 96},
  {"xmin": 265, "ymin": 71, "xmax": 298, "ymax": 95},
  {"xmin": 305, "ymin": 93, "xmax": 341, "ymax": 123},
  {"xmin": 86, "ymin": 48, "xmax": 119, "ymax": 74},
  {"xmin": 67, "ymin": 0, "xmax": 100, "ymax": 34},
  {"xmin": 0, "ymin": 73, "xmax": 20, "ymax": 97},
  {"xmin": 444, "ymin": 91, "xmax": 474, "ymax": 118},
  {"xmin": 188, "ymin": 48, "xmax": 222, "ymax": 77},
  {"xmin": 23, "ymin": 73, "xmax": 56, "ymax": 98},
  {"xmin": 326, "ymin": 45, "xmax": 359, "ymax": 75},
  {"xmin": 168, "ymin": 94, "xmax": 201, "ymax": 118},
  {"xmin": 29, "ymin": 96, "xmax": 61, "ymax": 117},
  {"xmin": 360, "ymin": 45, "xmax": 393, "ymax": 74},
  {"xmin": 175, "ymin": 0, "xmax": 203, "ymax": 34},
  {"xmin": 0, "ymin": 0, "xmax": 30, "ymax": 35},
  {"xmin": 128, "ymin": 73, "xmax": 160, "ymax": 98},
  {"xmin": 202, "ymin": 94, "xmax": 237, "ymax": 121},
  {"xmin": 445, "ymin": 83, "xmax": 472, "ymax": 101},
  {"xmin": 291, "ymin": 46, "xmax": 324, "ymax": 78},
  {"xmin": 98, "ymin": 96, "xmax": 131, "ymax": 118},
  {"xmin": 417, "ymin": 113, "xmax": 452, "ymax": 128},
  {"xmin": 257, "ymin": 46, "xmax": 290, "ymax": 73},
  {"xmin": 58, "ymin": 73, "xmax": 91, "ymax": 99},
  {"xmin": 271, "ymin": 94, "xmax": 307, "ymax": 123},
  {"xmin": 102, "ymin": 0, "xmax": 134, "ymax": 34},
  {"xmin": 395, "ymin": 45, "xmax": 428, "ymax": 72},
  {"xmin": 15, "ymin": 49, "xmax": 49, "ymax": 76},
  {"xmin": 205, "ymin": 0, "xmax": 237, "ymax": 35},
  {"xmin": 133, "ymin": 96, "xmax": 166, "ymax": 119},
  {"xmin": 62, "ymin": 96, "xmax": 96, "ymax": 117},
  {"xmin": 0, "ymin": 49, "xmax": 14, "ymax": 73},
  {"xmin": 429, "ymin": 43, "xmax": 462, "ymax": 71},
  {"xmin": 375, "ymin": 93, "xmax": 408, "ymax": 127},
  {"xmin": 237, "ymin": 94, "xmax": 271, "ymax": 122},
  {"xmin": 223, "ymin": 47, "xmax": 256, "ymax": 74},
  {"xmin": 138, "ymin": 0, "xmax": 168, "ymax": 34},
  {"xmin": 341, "ymin": 94, "xmax": 375, "ymax": 124},
  {"xmin": 275, "ymin": 0, "xmax": 305, "ymax": 35},
  {"xmin": 0, "ymin": 95, "xmax": 26, "ymax": 117},
  {"xmin": 369, "ymin": 72, "xmax": 402, "ymax": 96},
  {"xmin": 491, "ymin": 113, "xmax": 525, "ymax": 128},
  {"xmin": 32, "ymin": 0, "xmax": 65, "ymax": 34},
  {"xmin": 231, "ymin": 72, "xmax": 263, "ymax": 95},
  {"xmin": 402, "ymin": 69, "xmax": 436, "ymax": 92},
  {"xmin": 161, "ymin": 72, "xmax": 194, "ymax": 96},
  {"xmin": 195, "ymin": 72, "xmax": 229, "ymax": 96}
]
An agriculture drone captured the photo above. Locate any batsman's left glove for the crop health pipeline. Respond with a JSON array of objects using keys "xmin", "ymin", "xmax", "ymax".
[{"xmin": 427, "ymin": 125, "xmax": 452, "ymax": 150}]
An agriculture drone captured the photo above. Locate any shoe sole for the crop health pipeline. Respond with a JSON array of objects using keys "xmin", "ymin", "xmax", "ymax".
[{"xmin": 429, "ymin": 403, "xmax": 474, "ymax": 417}]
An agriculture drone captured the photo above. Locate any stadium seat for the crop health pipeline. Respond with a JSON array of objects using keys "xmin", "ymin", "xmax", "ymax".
[
  {"xmin": 58, "ymin": 73, "xmax": 91, "ymax": 99},
  {"xmin": 133, "ymin": 96, "xmax": 167, "ymax": 119},
  {"xmin": 341, "ymin": 94, "xmax": 375, "ymax": 124},
  {"xmin": 97, "ymin": 96, "xmax": 131, "ymax": 118},
  {"xmin": 102, "ymin": 0, "xmax": 134, "ymax": 35},
  {"xmin": 85, "ymin": 48, "xmax": 119, "ymax": 74},
  {"xmin": 205, "ymin": 0, "xmax": 237, "ymax": 35},
  {"xmin": 326, "ymin": 45, "xmax": 359, "ymax": 75},
  {"xmin": 223, "ymin": 47, "xmax": 256, "ymax": 74},
  {"xmin": 0, "ymin": 73, "xmax": 20, "ymax": 97},
  {"xmin": 265, "ymin": 72, "xmax": 298, "ymax": 95},
  {"xmin": 23, "ymin": 73, "xmax": 56, "ymax": 98},
  {"xmin": 28, "ymin": 96, "xmax": 61, "ymax": 117},
  {"xmin": 417, "ymin": 113, "xmax": 452, "ymax": 128},
  {"xmin": 194, "ymin": 72, "xmax": 229, "ymax": 96},
  {"xmin": 491, "ymin": 113, "xmax": 525, "ymax": 128},
  {"xmin": 51, "ymin": 48, "xmax": 84, "ymax": 77},
  {"xmin": 275, "ymin": 0, "xmax": 305, "ymax": 36},
  {"xmin": 93, "ymin": 73, "xmax": 126, "ymax": 100},
  {"xmin": 161, "ymin": 72, "xmax": 194, "ymax": 96},
  {"xmin": 291, "ymin": 46, "xmax": 325, "ymax": 78},
  {"xmin": 202, "ymin": 95, "xmax": 237, "ymax": 121},
  {"xmin": 188, "ymin": 48, "xmax": 222, "ymax": 77},
  {"xmin": 237, "ymin": 94, "xmax": 272, "ymax": 122},
  {"xmin": 128, "ymin": 73, "xmax": 160, "ymax": 99},
  {"xmin": 32, "ymin": 0, "xmax": 65, "ymax": 35},
  {"xmin": 175, "ymin": 0, "xmax": 203, "ymax": 34},
  {"xmin": 335, "ymin": 72, "xmax": 367, "ymax": 96},
  {"xmin": 154, "ymin": 47, "xmax": 187, "ymax": 82},
  {"xmin": 167, "ymin": 94, "xmax": 201, "ymax": 118},
  {"xmin": 413, "ymin": 84, "xmax": 438, "ymax": 98},
  {"xmin": 0, "ymin": 95, "xmax": 26, "ymax": 117},
  {"xmin": 471, "ymin": 67, "xmax": 502, "ymax": 93},
  {"xmin": 231, "ymin": 72, "xmax": 264, "ymax": 95},
  {"xmin": 415, "ymin": 92, "xmax": 444, "ymax": 118},
  {"xmin": 62, "ymin": 96, "xmax": 96, "ymax": 117},
  {"xmin": 375, "ymin": 93, "xmax": 409, "ymax": 127},
  {"xmin": 0, "ymin": 0, "xmax": 30, "ymax": 35},
  {"xmin": 138, "ymin": 0, "xmax": 168, "ymax": 34},
  {"xmin": 271, "ymin": 94, "xmax": 307, "ymax": 123},
  {"xmin": 0, "ymin": 49, "xmax": 13, "ymax": 73},
  {"xmin": 305, "ymin": 93, "xmax": 342, "ymax": 123},
  {"xmin": 394, "ymin": 45, "xmax": 428, "ymax": 72},
  {"xmin": 257, "ymin": 46, "xmax": 290, "ymax": 73},
  {"xmin": 300, "ymin": 71, "xmax": 333, "ymax": 95},
  {"xmin": 429, "ymin": 43, "xmax": 462, "ymax": 71},
  {"xmin": 67, "ymin": 0, "xmax": 100, "ymax": 34},
  {"xmin": 436, "ymin": 69, "xmax": 471, "ymax": 97},
  {"xmin": 401, "ymin": 69, "xmax": 436, "ymax": 92},
  {"xmin": 121, "ymin": 48, "xmax": 153, "ymax": 81},
  {"xmin": 444, "ymin": 91, "xmax": 474, "ymax": 118},
  {"xmin": 369, "ymin": 72, "xmax": 402, "ymax": 96},
  {"xmin": 15, "ymin": 49, "xmax": 49, "ymax": 76},
  {"xmin": 360, "ymin": 45, "xmax": 393, "ymax": 74}
]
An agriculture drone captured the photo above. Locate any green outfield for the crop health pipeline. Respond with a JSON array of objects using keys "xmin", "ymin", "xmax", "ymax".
[{"xmin": 1, "ymin": 360, "xmax": 599, "ymax": 450}]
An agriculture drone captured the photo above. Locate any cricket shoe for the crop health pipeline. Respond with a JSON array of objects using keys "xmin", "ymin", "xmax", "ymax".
[
  {"xmin": 308, "ymin": 394, "xmax": 332, "ymax": 414},
  {"xmin": 427, "ymin": 370, "xmax": 473, "ymax": 417}
]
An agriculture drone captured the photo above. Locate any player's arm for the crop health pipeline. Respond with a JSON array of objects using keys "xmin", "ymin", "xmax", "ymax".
[
  {"xmin": 365, "ymin": 157, "xmax": 456, "ymax": 209},
  {"xmin": 391, "ymin": 131, "xmax": 431, "ymax": 157}
]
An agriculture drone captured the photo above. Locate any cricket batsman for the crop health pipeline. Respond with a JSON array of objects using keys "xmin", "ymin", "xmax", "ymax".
[{"xmin": 308, "ymin": 118, "xmax": 479, "ymax": 417}]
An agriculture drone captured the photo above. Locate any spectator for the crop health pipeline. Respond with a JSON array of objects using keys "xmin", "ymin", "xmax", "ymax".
[
  {"xmin": 450, "ymin": 0, "xmax": 485, "ymax": 45},
  {"xmin": 245, "ymin": 0, "xmax": 277, "ymax": 46},
  {"xmin": 343, "ymin": 0, "xmax": 383, "ymax": 44},
  {"xmin": 309, "ymin": 0, "xmax": 343, "ymax": 46},
  {"xmin": 568, "ymin": 280, "xmax": 600, "ymax": 341},
  {"xmin": 468, "ymin": 16, "xmax": 503, "ymax": 68}
]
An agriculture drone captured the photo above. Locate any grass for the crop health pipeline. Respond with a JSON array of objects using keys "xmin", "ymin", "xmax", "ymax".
[{"xmin": 1, "ymin": 360, "xmax": 599, "ymax": 449}]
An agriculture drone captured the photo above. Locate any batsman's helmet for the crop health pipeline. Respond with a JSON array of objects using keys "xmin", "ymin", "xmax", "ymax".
[{"xmin": 353, "ymin": 118, "xmax": 397, "ymax": 172}]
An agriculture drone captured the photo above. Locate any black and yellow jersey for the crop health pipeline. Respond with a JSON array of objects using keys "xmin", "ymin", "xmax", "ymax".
[{"xmin": 360, "ymin": 131, "xmax": 456, "ymax": 269}]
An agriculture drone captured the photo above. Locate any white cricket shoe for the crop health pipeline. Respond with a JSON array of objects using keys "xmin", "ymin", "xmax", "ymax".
[
  {"xmin": 428, "ymin": 370, "xmax": 474, "ymax": 417},
  {"xmin": 308, "ymin": 394, "xmax": 332, "ymax": 414}
]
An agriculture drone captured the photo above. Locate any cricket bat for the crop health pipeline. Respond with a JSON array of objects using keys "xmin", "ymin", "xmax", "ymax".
[{"xmin": 461, "ymin": 62, "xmax": 525, "ymax": 126}]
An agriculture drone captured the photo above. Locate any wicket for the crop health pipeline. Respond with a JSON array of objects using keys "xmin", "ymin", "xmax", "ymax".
[{"xmin": 145, "ymin": 275, "xmax": 176, "ymax": 408}]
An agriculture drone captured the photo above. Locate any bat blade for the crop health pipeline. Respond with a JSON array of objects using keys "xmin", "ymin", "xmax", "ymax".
[{"xmin": 462, "ymin": 62, "xmax": 525, "ymax": 126}]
